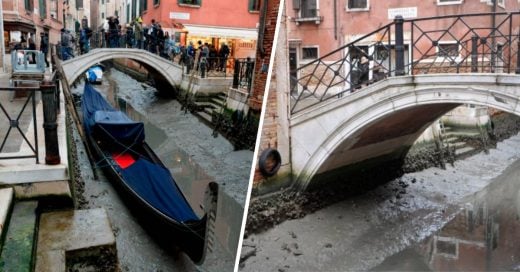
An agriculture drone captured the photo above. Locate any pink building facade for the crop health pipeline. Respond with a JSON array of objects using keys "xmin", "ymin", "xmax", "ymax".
[
  {"xmin": 139, "ymin": 0, "xmax": 261, "ymax": 59},
  {"xmin": 288, "ymin": 0, "xmax": 520, "ymax": 69},
  {"xmin": 2, "ymin": 0, "xmax": 65, "ymax": 52}
]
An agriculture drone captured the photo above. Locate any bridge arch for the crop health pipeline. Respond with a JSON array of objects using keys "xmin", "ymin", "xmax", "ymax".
[
  {"xmin": 60, "ymin": 48, "xmax": 183, "ymax": 91},
  {"xmin": 290, "ymin": 74, "xmax": 520, "ymax": 190}
]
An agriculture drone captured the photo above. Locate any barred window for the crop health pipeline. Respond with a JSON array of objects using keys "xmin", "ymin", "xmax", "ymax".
[
  {"xmin": 302, "ymin": 47, "xmax": 318, "ymax": 59},
  {"xmin": 348, "ymin": 0, "xmax": 367, "ymax": 9},
  {"xmin": 437, "ymin": 43, "xmax": 459, "ymax": 57}
]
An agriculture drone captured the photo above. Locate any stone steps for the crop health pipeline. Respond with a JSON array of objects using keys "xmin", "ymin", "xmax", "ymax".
[
  {"xmin": 0, "ymin": 201, "xmax": 39, "ymax": 272},
  {"xmin": 35, "ymin": 208, "xmax": 117, "ymax": 271},
  {"xmin": 455, "ymin": 146, "xmax": 477, "ymax": 157}
]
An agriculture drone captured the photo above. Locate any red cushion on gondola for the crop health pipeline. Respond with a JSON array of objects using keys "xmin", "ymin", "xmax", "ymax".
[{"xmin": 112, "ymin": 152, "xmax": 135, "ymax": 169}]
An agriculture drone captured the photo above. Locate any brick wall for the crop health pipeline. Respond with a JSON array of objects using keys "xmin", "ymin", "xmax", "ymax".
[
  {"xmin": 249, "ymin": 0, "xmax": 281, "ymax": 112},
  {"xmin": 253, "ymin": 69, "xmax": 278, "ymax": 183},
  {"xmin": 252, "ymin": 3, "xmax": 288, "ymax": 189}
]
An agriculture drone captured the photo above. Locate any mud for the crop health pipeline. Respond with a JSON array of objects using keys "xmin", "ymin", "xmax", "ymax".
[
  {"xmin": 241, "ymin": 121, "xmax": 520, "ymax": 271},
  {"xmin": 244, "ymin": 112, "xmax": 520, "ymax": 237}
]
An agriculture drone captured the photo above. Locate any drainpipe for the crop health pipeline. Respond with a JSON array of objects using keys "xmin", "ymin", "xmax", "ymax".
[
  {"xmin": 334, "ymin": 0, "xmax": 337, "ymax": 40},
  {"xmin": 491, "ymin": 0, "xmax": 497, "ymax": 72},
  {"xmin": 0, "ymin": 0, "xmax": 5, "ymax": 73}
]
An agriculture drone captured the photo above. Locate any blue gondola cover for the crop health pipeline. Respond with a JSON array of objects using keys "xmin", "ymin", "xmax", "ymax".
[
  {"xmin": 119, "ymin": 158, "xmax": 199, "ymax": 222},
  {"xmin": 82, "ymin": 83, "xmax": 199, "ymax": 223}
]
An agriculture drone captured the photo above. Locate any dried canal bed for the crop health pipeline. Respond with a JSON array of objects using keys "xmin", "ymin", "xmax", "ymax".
[
  {"xmin": 240, "ymin": 133, "xmax": 520, "ymax": 271},
  {"xmin": 71, "ymin": 68, "xmax": 253, "ymax": 271}
]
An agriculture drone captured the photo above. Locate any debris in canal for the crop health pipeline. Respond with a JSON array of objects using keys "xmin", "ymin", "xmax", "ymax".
[{"xmin": 244, "ymin": 112, "xmax": 520, "ymax": 237}]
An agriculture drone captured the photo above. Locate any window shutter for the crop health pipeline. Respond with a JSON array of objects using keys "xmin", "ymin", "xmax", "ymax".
[{"xmin": 293, "ymin": 0, "xmax": 300, "ymax": 10}]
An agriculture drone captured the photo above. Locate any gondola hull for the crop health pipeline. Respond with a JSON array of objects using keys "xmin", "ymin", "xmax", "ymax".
[{"xmin": 81, "ymin": 83, "xmax": 212, "ymax": 263}]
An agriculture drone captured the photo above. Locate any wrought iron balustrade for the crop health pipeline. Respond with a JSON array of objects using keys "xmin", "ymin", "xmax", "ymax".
[
  {"xmin": 0, "ymin": 86, "xmax": 40, "ymax": 163},
  {"xmin": 233, "ymin": 58, "xmax": 255, "ymax": 94},
  {"xmin": 290, "ymin": 12, "xmax": 520, "ymax": 114}
]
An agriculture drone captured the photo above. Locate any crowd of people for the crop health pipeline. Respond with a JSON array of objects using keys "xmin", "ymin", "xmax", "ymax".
[{"xmin": 55, "ymin": 16, "xmax": 233, "ymax": 77}]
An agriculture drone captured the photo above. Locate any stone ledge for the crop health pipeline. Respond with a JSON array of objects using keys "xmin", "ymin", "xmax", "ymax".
[{"xmin": 35, "ymin": 208, "xmax": 117, "ymax": 271}]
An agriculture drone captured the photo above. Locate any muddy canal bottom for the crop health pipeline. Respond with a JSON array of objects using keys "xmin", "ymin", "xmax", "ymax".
[
  {"xmin": 241, "ymin": 134, "xmax": 520, "ymax": 271},
  {"xmin": 72, "ymin": 68, "xmax": 250, "ymax": 271}
]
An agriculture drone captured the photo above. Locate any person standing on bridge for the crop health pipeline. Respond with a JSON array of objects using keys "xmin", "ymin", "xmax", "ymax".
[
  {"xmin": 186, "ymin": 41, "xmax": 195, "ymax": 74},
  {"xmin": 79, "ymin": 25, "xmax": 93, "ymax": 54},
  {"xmin": 133, "ymin": 17, "xmax": 143, "ymax": 49},
  {"xmin": 108, "ymin": 16, "xmax": 119, "ymax": 48},
  {"xmin": 125, "ymin": 24, "xmax": 134, "ymax": 49},
  {"xmin": 60, "ymin": 29, "xmax": 74, "ymax": 60},
  {"xmin": 39, "ymin": 32, "xmax": 49, "ymax": 67}
]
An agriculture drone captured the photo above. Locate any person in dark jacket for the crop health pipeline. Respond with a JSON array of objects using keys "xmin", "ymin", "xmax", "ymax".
[{"xmin": 39, "ymin": 32, "xmax": 49, "ymax": 67}]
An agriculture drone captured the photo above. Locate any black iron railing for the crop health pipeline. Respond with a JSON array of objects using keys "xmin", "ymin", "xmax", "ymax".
[
  {"xmin": 290, "ymin": 12, "xmax": 520, "ymax": 114},
  {"xmin": 233, "ymin": 58, "xmax": 255, "ymax": 94},
  {"xmin": 0, "ymin": 86, "xmax": 40, "ymax": 163}
]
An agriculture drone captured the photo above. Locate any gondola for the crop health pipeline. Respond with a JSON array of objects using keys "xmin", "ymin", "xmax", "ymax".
[
  {"xmin": 80, "ymin": 82, "xmax": 216, "ymax": 263},
  {"xmin": 85, "ymin": 64, "xmax": 104, "ymax": 84}
]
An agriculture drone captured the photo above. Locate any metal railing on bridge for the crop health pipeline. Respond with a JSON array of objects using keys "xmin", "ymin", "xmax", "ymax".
[{"xmin": 290, "ymin": 12, "xmax": 520, "ymax": 114}]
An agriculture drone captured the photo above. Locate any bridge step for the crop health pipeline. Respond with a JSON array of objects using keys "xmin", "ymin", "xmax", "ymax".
[
  {"xmin": 35, "ymin": 208, "xmax": 117, "ymax": 271},
  {"xmin": 444, "ymin": 131, "xmax": 480, "ymax": 138},
  {"xmin": 448, "ymin": 141, "xmax": 467, "ymax": 149},
  {"xmin": 197, "ymin": 111, "xmax": 214, "ymax": 124},
  {"xmin": 455, "ymin": 146, "xmax": 476, "ymax": 157},
  {"xmin": 0, "ymin": 201, "xmax": 39, "ymax": 272}
]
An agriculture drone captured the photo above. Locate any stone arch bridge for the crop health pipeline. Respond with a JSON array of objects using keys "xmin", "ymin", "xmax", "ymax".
[
  {"xmin": 59, "ymin": 48, "xmax": 231, "ymax": 94},
  {"xmin": 61, "ymin": 48, "xmax": 182, "ymax": 91},
  {"xmin": 290, "ymin": 74, "xmax": 520, "ymax": 190},
  {"xmin": 283, "ymin": 12, "xmax": 520, "ymax": 190}
]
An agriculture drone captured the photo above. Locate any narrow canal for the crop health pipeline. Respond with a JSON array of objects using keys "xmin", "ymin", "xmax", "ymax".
[
  {"xmin": 71, "ymin": 67, "xmax": 252, "ymax": 271},
  {"xmin": 241, "ymin": 131, "xmax": 520, "ymax": 271}
]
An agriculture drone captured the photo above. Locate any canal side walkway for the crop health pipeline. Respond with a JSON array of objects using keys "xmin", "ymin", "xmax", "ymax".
[{"xmin": 0, "ymin": 69, "xmax": 118, "ymax": 271}]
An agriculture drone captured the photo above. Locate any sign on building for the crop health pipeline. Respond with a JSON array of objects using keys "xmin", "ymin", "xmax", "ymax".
[
  {"xmin": 170, "ymin": 12, "xmax": 190, "ymax": 20},
  {"xmin": 388, "ymin": 7, "xmax": 417, "ymax": 20}
]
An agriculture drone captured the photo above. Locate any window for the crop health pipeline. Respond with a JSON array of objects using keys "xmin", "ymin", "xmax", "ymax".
[
  {"xmin": 50, "ymin": 0, "xmax": 57, "ymax": 19},
  {"xmin": 302, "ymin": 47, "xmax": 318, "ymax": 60},
  {"xmin": 101, "ymin": 0, "xmax": 104, "ymax": 4},
  {"xmin": 141, "ymin": 0, "xmax": 147, "ymax": 11},
  {"xmin": 132, "ymin": 0, "xmax": 137, "ymax": 19},
  {"xmin": 300, "ymin": 0, "xmax": 317, "ymax": 18},
  {"xmin": 154, "ymin": 0, "xmax": 160, "ymax": 5},
  {"xmin": 178, "ymin": 0, "xmax": 201, "ymax": 5},
  {"xmin": 76, "ymin": 0, "xmax": 83, "ymax": 9},
  {"xmin": 39, "ymin": 0, "xmax": 46, "ymax": 18},
  {"xmin": 437, "ymin": 42, "xmax": 459, "ymax": 57},
  {"xmin": 347, "ymin": 0, "xmax": 368, "ymax": 10},
  {"xmin": 24, "ymin": 0, "xmax": 33, "ymax": 12},
  {"xmin": 249, "ymin": 0, "xmax": 261, "ymax": 11},
  {"xmin": 101, "ymin": 12, "xmax": 105, "ymax": 19},
  {"xmin": 437, "ymin": 0, "xmax": 463, "ymax": 5}
]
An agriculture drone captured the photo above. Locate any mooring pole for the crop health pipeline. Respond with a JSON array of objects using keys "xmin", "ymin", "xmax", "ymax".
[{"xmin": 41, "ymin": 80, "xmax": 61, "ymax": 165}]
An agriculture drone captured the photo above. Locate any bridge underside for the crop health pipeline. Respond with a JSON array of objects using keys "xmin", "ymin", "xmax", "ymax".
[{"xmin": 306, "ymin": 103, "xmax": 460, "ymax": 189}]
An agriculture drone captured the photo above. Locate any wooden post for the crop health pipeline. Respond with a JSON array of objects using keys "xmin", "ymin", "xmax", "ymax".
[{"xmin": 41, "ymin": 80, "xmax": 61, "ymax": 165}]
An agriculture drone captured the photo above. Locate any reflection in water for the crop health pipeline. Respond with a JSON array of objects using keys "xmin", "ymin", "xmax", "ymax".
[{"xmin": 372, "ymin": 160, "xmax": 520, "ymax": 271}]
